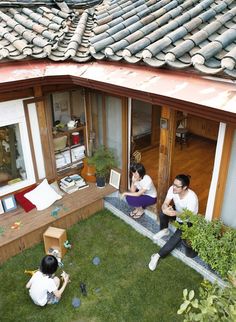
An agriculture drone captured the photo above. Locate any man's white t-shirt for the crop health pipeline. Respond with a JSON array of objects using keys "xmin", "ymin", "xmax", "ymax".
[
  {"xmin": 28, "ymin": 271, "xmax": 58, "ymax": 306},
  {"xmin": 166, "ymin": 186, "xmax": 199, "ymax": 216},
  {"xmin": 134, "ymin": 174, "xmax": 157, "ymax": 198}
]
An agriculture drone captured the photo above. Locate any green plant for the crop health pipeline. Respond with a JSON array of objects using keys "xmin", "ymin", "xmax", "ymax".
[
  {"xmin": 87, "ymin": 145, "xmax": 117, "ymax": 180},
  {"xmin": 174, "ymin": 210, "xmax": 236, "ymax": 278},
  {"xmin": 177, "ymin": 280, "xmax": 236, "ymax": 322}
]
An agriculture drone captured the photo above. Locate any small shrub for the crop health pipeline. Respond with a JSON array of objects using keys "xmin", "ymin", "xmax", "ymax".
[{"xmin": 177, "ymin": 280, "xmax": 236, "ymax": 322}]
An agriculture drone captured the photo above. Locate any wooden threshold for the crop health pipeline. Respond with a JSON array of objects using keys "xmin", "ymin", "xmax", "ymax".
[{"xmin": 0, "ymin": 183, "xmax": 116, "ymax": 265}]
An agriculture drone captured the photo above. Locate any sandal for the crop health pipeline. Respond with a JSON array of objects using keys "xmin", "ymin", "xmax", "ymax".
[
  {"xmin": 133, "ymin": 209, "xmax": 144, "ymax": 219},
  {"xmin": 130, "ymin": 209, "xmax": 138, "ymax": 217}
]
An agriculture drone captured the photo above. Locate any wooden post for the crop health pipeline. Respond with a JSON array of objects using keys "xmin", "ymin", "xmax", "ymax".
[
  {"xmin": 121, "ymin": 97, "xmax": 128, "ymax": 192},
  {"xmin": 33, "ymin": 86, "xmax": 55, "ymax": 181},
  {"xmin": 157, "ymin": 106, "xmax": 176, "ymax": 211}
]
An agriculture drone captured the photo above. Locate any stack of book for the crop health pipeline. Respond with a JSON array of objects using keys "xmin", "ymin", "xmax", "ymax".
[{"xmin": 59, "ymin": 174, "xmax": 89, "ymax": 194}]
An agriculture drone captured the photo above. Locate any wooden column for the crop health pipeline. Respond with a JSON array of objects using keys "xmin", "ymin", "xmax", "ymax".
[
  {"xmin": 33, "ymin": 86, "xmax": 55, "ymax": 181},
  {"xmin": 157, "ymin": 106, "xmax": 176, "ymax": 211},
  {"xmin": 212, "ymin": 125, "xmax": 234, "ymax": 219},
  {"xmin": 121, "ymin": 97, "xmax": 128, "ymax": 191},
  {"xmin": 150, "ymin": 105, "xmax": 160, "ymax": 146}
]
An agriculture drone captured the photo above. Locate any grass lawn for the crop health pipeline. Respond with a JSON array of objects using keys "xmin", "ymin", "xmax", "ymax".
[{"xmin": 0, "ymin": 209, "xmax": 203, "ymax": 322}]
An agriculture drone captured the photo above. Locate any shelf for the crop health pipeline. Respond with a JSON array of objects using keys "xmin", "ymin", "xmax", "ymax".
[{"xmin": 52, "ymin": 124, "xmax": 87, "ymax": 176}]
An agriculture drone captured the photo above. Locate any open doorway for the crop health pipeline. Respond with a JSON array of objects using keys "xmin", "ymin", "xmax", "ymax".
[
  {"xmin": 130, "ymin": 100, "xmax": 161, "ymax": 189},
  {"xmin": 141, "ymin": 111, "xmax": 218, "ymax": 215},
  {"xmin": 171, "ymin": 112, "xmax": 218, "ymax": 214}
]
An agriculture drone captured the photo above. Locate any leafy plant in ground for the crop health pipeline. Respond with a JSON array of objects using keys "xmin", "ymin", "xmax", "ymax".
[
  {"xmin": 177, "ymin": 280, "xmax": 236, "ymax": 322},
  {"xmin": 174, "ymin": 209, "xmax": 236, "ymax": 278}
]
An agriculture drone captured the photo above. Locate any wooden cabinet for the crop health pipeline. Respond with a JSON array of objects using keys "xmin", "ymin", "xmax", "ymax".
[
  {"xmin": 53, "ymin": 124, "xmax": 86, "ymax": 174},
  {"xmin": 187, "ymin": 115, "xmax": 219, "ymax": 140}
]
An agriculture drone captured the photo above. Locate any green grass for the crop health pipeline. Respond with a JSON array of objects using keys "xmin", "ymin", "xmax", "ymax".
[{"xmin": 0, "ymin": 210, "xmax": 202, "ymax": 322}]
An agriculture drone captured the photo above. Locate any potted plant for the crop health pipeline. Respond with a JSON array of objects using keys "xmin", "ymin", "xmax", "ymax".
[{"xmin": 87, "ymin": 145, "xmax": 117, "ymax": 188}]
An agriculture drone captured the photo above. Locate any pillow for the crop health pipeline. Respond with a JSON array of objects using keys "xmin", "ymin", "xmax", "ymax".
[
  {"xmin": 15, "ymin": 184, "xmax": 37, "ymax": 212},
  {"xmin": 24, "ymin": 179, "xmax": 62, "ymax": 211}
]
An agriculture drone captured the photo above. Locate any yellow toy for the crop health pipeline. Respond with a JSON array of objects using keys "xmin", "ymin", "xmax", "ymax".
[{"xmin": 24, "ymin": 269, "xmax": 37, "ymax": 276}]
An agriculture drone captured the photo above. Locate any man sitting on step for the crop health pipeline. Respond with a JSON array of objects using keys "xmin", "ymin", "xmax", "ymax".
[{"xmin": 148, "ymin": 174, "xmax": 198, "ymax": 271}]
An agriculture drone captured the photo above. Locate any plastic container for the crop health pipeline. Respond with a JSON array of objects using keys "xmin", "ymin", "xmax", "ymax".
[{"xmin": 72, "ymin": 132, "xmax": 80, "ymax": 145}]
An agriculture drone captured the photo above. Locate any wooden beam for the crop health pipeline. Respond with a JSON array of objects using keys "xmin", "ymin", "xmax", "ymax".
[
  {"xmin": 157, "ymin": 106, "xmax": 176, "ymax": 211},
  {"xmin": 212, "ymin": 125, "xmax": 234, "ymax": 219},
  {"xmin": 0, "ymin": 88, "xmax": 33, "ymax": 102}
]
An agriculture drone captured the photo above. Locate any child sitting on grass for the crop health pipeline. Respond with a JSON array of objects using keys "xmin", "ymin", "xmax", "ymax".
[{"xmin": 26, "ymin": 255, "xmax": 70, "ymax": 306}]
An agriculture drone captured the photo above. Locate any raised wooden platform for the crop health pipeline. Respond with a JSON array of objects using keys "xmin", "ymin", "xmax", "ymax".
[{"xmin": 0, "ymin": 183, "xmax": 116, "ymax": 265}]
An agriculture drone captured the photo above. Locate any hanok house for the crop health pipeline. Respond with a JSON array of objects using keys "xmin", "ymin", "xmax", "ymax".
[{"xmin": 0, "ymin": 0, "xmax": 236, "ymax": 261}]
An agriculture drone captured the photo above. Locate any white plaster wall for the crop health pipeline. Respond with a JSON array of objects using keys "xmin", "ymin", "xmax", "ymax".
[
  {"xmin": 220, "ymin": 129, "xmax": 236, "ymax": 228},
  {"xmin": 205, "ymin": 123, "xmax": 225, "ymax": 221},
  {"xmin": 27, "ymin": 103, "xmax": 45, "ymax": 179}
]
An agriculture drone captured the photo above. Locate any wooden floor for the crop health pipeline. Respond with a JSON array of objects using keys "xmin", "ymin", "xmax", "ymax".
[
  {"xmin": 0, "ymin": 183, "xmax": 116, "ymax": 264},
  {"xmin": 142, "ymin": 135, "xmax": 217, "ymax": 215}
]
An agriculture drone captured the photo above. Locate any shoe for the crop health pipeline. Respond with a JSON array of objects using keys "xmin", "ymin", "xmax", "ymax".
[
  {"xmin": 148, "ymin": 253, "xmax": 160, "ymax": 271},
  {"xmin": 130, "ymin": 209, "xmax": 138, "ymax": 217},
  {"xmin": 152, "ymin": 228, "xmax": 169, "ymax": 241},
  {"xmin": 133, "ymin": 209, "xmax": 144, "ymax": 219},
  {"xmin": 80, "ymin": 282, "xmax": 87, "ymax": 296}
]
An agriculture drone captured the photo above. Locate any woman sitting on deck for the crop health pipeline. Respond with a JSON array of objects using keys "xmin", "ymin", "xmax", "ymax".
[{"xmin": 122, "ymin": 163, "xmax": 157, "ymax": 219}]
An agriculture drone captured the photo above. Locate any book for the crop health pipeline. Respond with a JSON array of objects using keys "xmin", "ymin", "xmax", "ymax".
[
  {"xmin": 60, "ymin": 176, "xmax": 76, "ymax": 187},
  {"xmin": 60, "ymin": 174, "xmax": 88, "ymax": 193},
  {"xmin": 60, "ymin": 184, "xmax": 79, "ymax": 194},
  {"xmin": 78, "ymin": 183, "xmax": 89, "ymax": 190}
]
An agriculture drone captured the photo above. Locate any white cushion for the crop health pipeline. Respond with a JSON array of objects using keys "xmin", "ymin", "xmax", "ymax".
[{"xmin": 24, "ymin": 179, "xmax": 62, "ymax": 211}]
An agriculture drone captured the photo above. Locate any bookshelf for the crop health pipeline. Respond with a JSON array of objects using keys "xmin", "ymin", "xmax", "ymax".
[{"xmin": 53, "ymin": 124, "xmax": 86, "ymax": 175}]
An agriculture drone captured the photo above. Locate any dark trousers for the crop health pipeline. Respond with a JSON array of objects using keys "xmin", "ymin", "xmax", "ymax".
[{"xmin": 158, "ymin": 210, "xmax": 182, "ymax": 258}]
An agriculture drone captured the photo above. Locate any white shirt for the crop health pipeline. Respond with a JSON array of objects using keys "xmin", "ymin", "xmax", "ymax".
[
  {"xmin": 134, "ymin": 174, "xmax": 157, "ymax": 198},
  {"xmin": 166, "ymin": 186, "xmax": 198, "ymax": 217},
  {"xmin": 28, "ymin": 271, "xmax": 58, "ymax": 306}
]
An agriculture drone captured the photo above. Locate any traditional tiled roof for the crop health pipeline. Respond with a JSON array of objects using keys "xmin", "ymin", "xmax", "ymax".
[{"xmin": 0, "ymin": 0, "xmax": 235, "ymax": 78}]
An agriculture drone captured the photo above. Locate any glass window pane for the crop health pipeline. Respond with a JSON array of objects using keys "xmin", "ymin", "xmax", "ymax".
[{"xmin": 0, "ymin": 124, "xmax": 26, "ymax": 187}]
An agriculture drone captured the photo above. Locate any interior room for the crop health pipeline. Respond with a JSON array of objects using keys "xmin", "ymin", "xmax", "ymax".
[{"xmin": 141, "ymin": 112, "xmax": 218, "ymax": 215}]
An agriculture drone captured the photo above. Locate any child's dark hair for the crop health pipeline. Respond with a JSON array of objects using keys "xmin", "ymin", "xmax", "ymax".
[
  {"xmin": 40, "ymin": 255, "xmax": 58, "ymax": 276},
  {"xmin": 175, "ymin": 174, "xmax": 191, "ymax": 188}
]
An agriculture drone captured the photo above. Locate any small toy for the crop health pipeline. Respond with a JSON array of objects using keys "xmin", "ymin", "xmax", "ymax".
[
  {"xmin": 80, "ymin": 282, "xmax": 87, "ymax": 296},
  {"xmin": 48, "ymin": 248, "xmax": 64, "ymax": 267},
  {"xmin": 92, "ymin": 256, "xmax": 101, "ymax": 266},
  {"xmin": 51, "ymin": 208, "xmax": 60, "ymax": 218},
  {"xmin": 24, "ymin": 269, "xmax": 37, "ymax": 276},
  {"xmin": 94, "ymin": 288, "xmax": 101, "ymax": 293},
  {"xmin": 72, "ymin": 297, "xmax": 81, "ymax": 308},
  {"xmin": 11, "ymin": 221, "xmax": 22, "ymax": 229},
  {"xmin": 64, "ymin": 240, "xmax": 72, "ymax": 249}
]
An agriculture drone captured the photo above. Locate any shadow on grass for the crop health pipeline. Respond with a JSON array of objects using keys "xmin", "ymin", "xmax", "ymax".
[{"xmin": 0, "ymin": 209, "xmax": 202, "ymax": 322}]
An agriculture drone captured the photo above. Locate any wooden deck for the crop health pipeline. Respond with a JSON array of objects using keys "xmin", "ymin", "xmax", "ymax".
[{"xmin": 0, "ymin": 183, "xmax": 116, "ymax": 265}]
